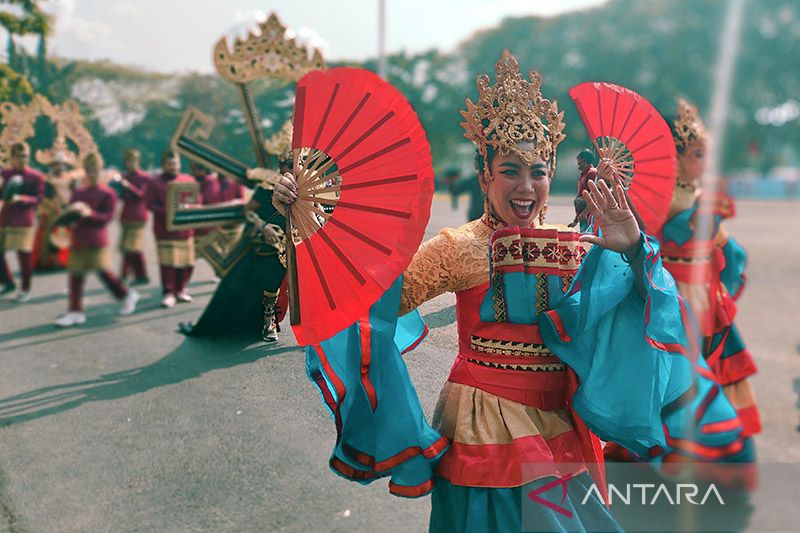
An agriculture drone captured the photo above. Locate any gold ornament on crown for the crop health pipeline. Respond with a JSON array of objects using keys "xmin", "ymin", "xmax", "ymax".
[
  {"xmin": 213, "ymin": 12, "xmax": 326, "ymax": 84},
  {"xmin": 263, "ymin": 120, "xmax": 293, "ymax": 160},
  {"xmin": 461, "ymin": 49, "xmax": 566, "ymax": 177},
  {"xmin": 246, "ymin": 120, "xmax": 296, "ymax": 189},
  {"xmin": 0, "ymin": 95, "xmax": 97, "ymax": 168},
  {"xmin": 673, "ymin": 98, "xmax": 708, "ymax": 152}
]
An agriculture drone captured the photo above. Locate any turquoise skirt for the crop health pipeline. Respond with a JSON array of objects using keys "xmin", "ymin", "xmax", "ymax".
[{"xmin": 430, "ymin": 473, "xmax": 622, "ymax": 533}]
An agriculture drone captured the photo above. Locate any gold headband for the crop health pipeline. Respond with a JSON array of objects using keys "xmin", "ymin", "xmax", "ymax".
[
  {"xmin": 673, "ymin": 98, "xmax": 708, "ymax": 151},
  {"xmin": 461, "ymin": 49, "xmax": 565, "ymax": 177}
]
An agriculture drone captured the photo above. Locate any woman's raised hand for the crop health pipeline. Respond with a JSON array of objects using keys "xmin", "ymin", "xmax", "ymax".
[{"xmin": 578, "ymin": 179, "xmax": 642, "ymax": 257}]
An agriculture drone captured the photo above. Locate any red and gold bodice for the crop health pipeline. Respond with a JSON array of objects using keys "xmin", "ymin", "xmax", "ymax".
[{"xmin": 400, "ymin": 214, "xmax": 598, "ymax": 488}]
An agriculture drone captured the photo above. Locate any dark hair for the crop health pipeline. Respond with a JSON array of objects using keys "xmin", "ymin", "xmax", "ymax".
[
  {"xmin": 10, "ymin": 142, "xmax": 29, "ymax": 156},
  {"xmin": 124, "ymin": 149, "xmax": 140, "ymax": 160},
  {"xmin": 161, "ymin": 149, "xmax": 180, "ymax": 163},
  {"xmin": 474, "ymin": 145, "xmax": 496, "ymax": 174},
  {"xmin": 577, "ymin": 148, "xmax": 595, "ymax": 164},
  {"xmin": 661, "ymin": 114, "xmax": 687, "ymax": 155},
  {"xmin": 83, "ymin": 152, "xmax": 103, "ymax": 169}
]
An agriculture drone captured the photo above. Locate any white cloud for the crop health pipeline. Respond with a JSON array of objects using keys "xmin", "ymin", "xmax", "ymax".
[
  {"xmin": 112, "ymin": 1, "xmax": 145, "ymax": 19},
  {"xmin": 44, "ymin": 0, "xmax": 118, "ymax": 49}
]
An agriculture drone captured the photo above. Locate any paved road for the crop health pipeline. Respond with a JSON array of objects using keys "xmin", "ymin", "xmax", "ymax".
[{"xmin": 0, "ymin": 196, "xmax": 798, "ymax": 532}]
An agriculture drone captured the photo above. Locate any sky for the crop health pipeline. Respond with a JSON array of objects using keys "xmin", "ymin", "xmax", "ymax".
[{"xmin": 5, "ymin": 0, "xmax": 608, "ymax": 73}]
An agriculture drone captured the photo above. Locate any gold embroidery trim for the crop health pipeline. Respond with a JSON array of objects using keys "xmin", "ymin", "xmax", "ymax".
[
  {"xmin": 491, "ymin": 233, "xmax": 587, "ymax": 271},
  {"xmin": 535, "ymin": 272, "xmax": 548, "ymax": 316},
  {"xmin": 466, "ymin": 358, "xmax": 566, "ymax": 372},
  {"xmin": 470, "ymin": 335, "xmax": 553, "ymax": 357}
]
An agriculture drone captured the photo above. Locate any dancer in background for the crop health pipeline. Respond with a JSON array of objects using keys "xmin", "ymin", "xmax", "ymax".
[
  {"xmin": 179, "ymin": 147, "xmax": 288, "ymax": 343},
  {"xmin": 33, "ymin": 148, "xmax": 76, "ymax": 270},
  {"xmin": 445, "ymin": 166, "xmax": 484, "ymax": 222},
  {"xmin": 0, "ymin": 142, "xmax": 45, "ymax": 302},
  {"xmin": 569, "ymin": 148, "xmax": 597, "ymax": 230},
  {"xmin": 118, "ymin": 149, "xmax": 153, "ymax": 286},
  {"xmin": 661, "ymin": 99, "xmax": 761, "ymax": 447},
  {"xmin": 54, "ymin": 153, "xmax": 139, "ymax": 327},
  {"xmin": 146, "ymin": 150, "xmax": 196, "ymax": 308}
]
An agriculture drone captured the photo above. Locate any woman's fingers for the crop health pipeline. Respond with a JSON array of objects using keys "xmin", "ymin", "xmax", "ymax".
[
  {"xmin": 590, "ymin": 179, "xmax": 609, "ymax": 210},
  {"xmin": 581, "ymin": 187, "xmax": 602, "ymax": 217},
  {"xmin": 274, "ymin": 183, "xmax": 297, "ymax": 204},
  {"xmin": 597, "ymin": 179, "xmax": 618, "ymax": 209},
  {"xmin": 579, "ymin": 234, "xmax": 602, "ymax": 246},
  {"xmin": 614, "ymin": 181, "xmax": 630, "ymax": 211},
  {"xmin": 281, "ymin": 172, "xmax": 298, "ymax": 193},
  {"xmin": 271, "ymin": 175, "xmax": 297, "ymax": 215}
]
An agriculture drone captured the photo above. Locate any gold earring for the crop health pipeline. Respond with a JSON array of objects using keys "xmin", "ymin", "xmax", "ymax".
[{"xmin": 538, "ymin": 203, "xmax": 548, "ymax": 225}]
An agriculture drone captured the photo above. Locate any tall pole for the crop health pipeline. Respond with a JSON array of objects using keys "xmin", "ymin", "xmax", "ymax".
[
  {"xmin": 378, "ymin": 0, "xmax": 386, "ymax": 79},
  {"xmin": 705, "ymin": 0, "xmax": 746, "ymax": 182},
  {"xmin": 684, "ymin": 4, "xmax": 748, "ymax": 530}
]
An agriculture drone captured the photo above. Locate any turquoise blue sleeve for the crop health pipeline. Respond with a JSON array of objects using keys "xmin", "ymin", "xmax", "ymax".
[
  {"xmin": 395, "ymin": 310, "xmax": 429, "ymax": 354},
  {"xmin": 720, "ymin": 237, "xmax": 747, "ymax": 299},
  {"xmin": 305, "ymin": 276, "xmax": 446, "ymax": 498},
  {"xmin": 538, "ymin": 234, "xmax": 695, "ymax": 456}
]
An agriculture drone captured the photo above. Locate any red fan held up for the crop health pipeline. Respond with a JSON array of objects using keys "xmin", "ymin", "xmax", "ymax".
[
  {"xmin": 288, "ymin": 67, "xmax": 434, "ymax": 346},
  {"xmin": 569, "ymin": 82, "xmax": 676, "ymax": 233}
]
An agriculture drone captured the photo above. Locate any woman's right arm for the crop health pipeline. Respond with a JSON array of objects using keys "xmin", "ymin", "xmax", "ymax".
[{"xmin": 399, "ymin": 231, "xmax": 459, "ymax": 315}]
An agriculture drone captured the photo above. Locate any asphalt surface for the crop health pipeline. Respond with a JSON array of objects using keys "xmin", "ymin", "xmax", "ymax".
[{"xmin": 0, "ymin": 196, "xmax": 798, "ymax": 532}]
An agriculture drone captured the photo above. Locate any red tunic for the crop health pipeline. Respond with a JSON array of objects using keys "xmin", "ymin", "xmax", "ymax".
[
  {"xmin": 199, "ymin": 174, "xmax": 221, "ymax": 205},
  {"xmin": 120, "ymin": 170, "xmax": 153, "ymax": 224},
  {"xmin": 218, "ymin": 176, "xmax": 245, "ymax": 202},
  {"xmin": 1, "ymin": 166, "xmax": 46, "ymax": 228},
  {"xmin": 576, "ymin": 166, "xmax": 598, "ymax": 196},
  {"xmin": 70, "ymin": 183, "xmax": 117, "ymax": 249},
  {"xmin": 145, "ymin": 172, "xmax": 195, "ymax": 240}
]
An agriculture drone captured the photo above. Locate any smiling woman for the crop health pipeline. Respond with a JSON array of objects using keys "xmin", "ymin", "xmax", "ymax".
[{"xmin": 271, "ymin": 48, "xmax": 707, "ymax": 532}]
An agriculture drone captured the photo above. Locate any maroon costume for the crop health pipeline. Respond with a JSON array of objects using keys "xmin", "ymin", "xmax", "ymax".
[
  {"xmin": 576, "ymin": 165, "xmax": 598, "ymax": 196},
  {"xmin": 145, "ymin": 172, "xmax": 196, "ymax": 296},
  {"xmin": 119, "ymin": 169, "xmax": 153, "ymax": 281},
  {"xmin": 67, "ymin": 183, "xmax": 129, "ymax": 311},
  {"xmin": 0, "ymin": 166, "xmax": 45, "ymax": 291}
]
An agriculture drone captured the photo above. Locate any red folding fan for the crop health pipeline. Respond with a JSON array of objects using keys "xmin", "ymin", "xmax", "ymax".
[
  {"xmin": 286, "ymin": 67, "xmax": 434, "ymax": 346},
  {"xmin": 569, "ymin": 82, "xmax": 676, "ymax": 232}
]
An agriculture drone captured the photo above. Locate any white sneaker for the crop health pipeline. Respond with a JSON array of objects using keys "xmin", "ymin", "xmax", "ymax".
[
  {"xmin": 119, "ymin": 289, "xmax": 140, "ymax": 316},
  {"xmin": 176, "ymin": 291, "xmax": 193, "ymax": 303},
  {"xmin": 16, "ymin": 291, "xmax": 31, "ymax": 303},
  {"xmin": 54, "ymin": 311, "xmax": 86, "ymax": 328},
  {"xmin": 161, "ymin": 294, "xmax": 177, "ymax": 308}
]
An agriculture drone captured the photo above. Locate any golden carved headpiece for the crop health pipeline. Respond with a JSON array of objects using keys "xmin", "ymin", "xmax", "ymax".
[
  {"xmin": 214, "ymin": 12, "xmax": 326, "ymax": 84},
  {"xmin": 35, "ymin": 135, "xmax": 77, "ymax": 167},
  {"xmin": 1, "ymin": 95, "xmax": 97, "ymax": 168},
  {"xmin": 263, "ymin": 120, "xmax": 293, "ymax": 160},
  {"xmin": 461, "ymin": 49, "xmax": 565, "ymax": 177},
  {"xmin": 673, "ymin": 98, "xmax": 708, "ymax": 152}
]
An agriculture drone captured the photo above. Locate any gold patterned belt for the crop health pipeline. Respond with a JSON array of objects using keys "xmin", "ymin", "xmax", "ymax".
[{"xmin": 467, "ymin": 334, "xmax": 566, "ymax": 372}]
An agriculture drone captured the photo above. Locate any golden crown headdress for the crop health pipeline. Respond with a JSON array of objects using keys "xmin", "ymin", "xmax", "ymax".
[
  {"xmin": 673, "ymin": 98, "xmax": 708, "ymax": 152},
  {"xmin": 214, "ymin": 12, "xmax": 326, "ymax": 84},
  {"xmin": 461, "ymin": 49, "xmax": 565, "ymax": 177},
  {"xmin": 263, "ymin": 120, "xmax": 293, "ymax": 160}
]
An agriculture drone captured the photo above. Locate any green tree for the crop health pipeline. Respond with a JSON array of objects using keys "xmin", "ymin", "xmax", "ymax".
[
  {"xmin": 0, "ymin": 62, "xmax": 33, "ymax": 101},
  {"xmin": 1, "ymin": 0, "xmax": 51, "ymax": 101}
]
